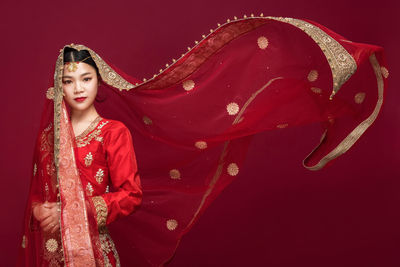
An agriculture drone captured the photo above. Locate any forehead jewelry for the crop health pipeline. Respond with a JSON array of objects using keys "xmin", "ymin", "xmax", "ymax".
[{"xmin": 66, "ymin": 56, "xmax": 92, "ymax": 72}]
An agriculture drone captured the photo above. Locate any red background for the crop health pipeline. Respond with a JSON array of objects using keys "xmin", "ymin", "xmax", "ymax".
[{"xmin": 1, "ymin": 0, "xmax": 399, "ymax": 266}]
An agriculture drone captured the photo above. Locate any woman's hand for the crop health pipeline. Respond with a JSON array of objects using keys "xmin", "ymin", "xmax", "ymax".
[{"xmin": 32, "ymin": 202, "xmax": 60, "ymax": 233}]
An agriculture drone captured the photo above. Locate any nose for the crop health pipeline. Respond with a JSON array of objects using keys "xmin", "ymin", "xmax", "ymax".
[{"xmin": 74, "ymin": 82, "xmax": 85, "ymax": 94}]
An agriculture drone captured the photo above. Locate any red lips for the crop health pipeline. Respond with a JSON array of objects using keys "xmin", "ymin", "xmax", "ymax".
[{"xmin": 74, "ymin": 97, "xmax": 87, "ymax": 102}]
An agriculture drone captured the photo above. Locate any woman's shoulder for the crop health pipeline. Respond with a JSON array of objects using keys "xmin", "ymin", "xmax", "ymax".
[{"xmin": 101, "ymin": 118, "xmax": 131, "ymax": 135}]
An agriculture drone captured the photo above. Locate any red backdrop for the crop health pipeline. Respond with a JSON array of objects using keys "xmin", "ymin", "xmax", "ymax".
[{"xmin": 1, "ymin": 0, "xmax": 399, "ymax": 266}]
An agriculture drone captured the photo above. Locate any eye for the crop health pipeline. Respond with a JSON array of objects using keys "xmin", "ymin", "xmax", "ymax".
[
  {"xmin": 62, "ymin": 80, "xmax": 72, "ymax": 84},
  {"xmin": 83, "ymin": 77, "xmax": 92, "ymax": 82}
]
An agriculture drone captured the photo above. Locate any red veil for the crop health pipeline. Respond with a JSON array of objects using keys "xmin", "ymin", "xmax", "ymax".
[{"xmin": 18, "ymin": 16, "xmax": 388, "ymax": 266}]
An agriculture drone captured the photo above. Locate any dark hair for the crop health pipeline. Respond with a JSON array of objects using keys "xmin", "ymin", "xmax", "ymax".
[{"xmin": 63, "ymin": 47, "xmax": 100, "ymax": 77}]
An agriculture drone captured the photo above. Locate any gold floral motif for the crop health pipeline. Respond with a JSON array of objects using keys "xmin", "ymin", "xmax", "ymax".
[
  {"xmin": 86, "ymin": 182, "xmax": 94, "ymax": 196},
  {"xmin": 169, "ymin": 169, "xmax": 181, "ymax": 180},
  {"xmin": 84, "ymin": 152, "xmax": 93, "ymax": 167},
  {"xmin": 310, "ymin": 87, "xmax": 322, "ymax": 94},
  {"xmin": 95, "ymin": 169, "xmax": 105, "ymax": 184},
  {"xmin": 195, "ymin": 141, "xmax": 208, "ymax": 150},
  {"xmin": 226, "ymin": 102, "xmax": 240, "ymax": 115},
  {"xmin": 45, "ymin": 238, "xmax": 58, "ymax": 253},
  {"xmin": 354, "ymin": 92, "xmax": 366, "ymax": 104},
  {"xmin": 277, "ymin": 123, "xmax": 289, "ymax": 129},
  {"xmin": 166, "ymin": 219, "xmax": 178, "ymax": 231},
  {"xmin": 257, "ymin": 36, "xmax": 269, "ymax": 49},
  {"xmin": 21, "ymin": 235, "xmax": 26, "ymax": 248},
  {"xmin": 182, "ymin": 80, "xmax": 195, "ymax": 91},
  {"xmin": 380, "ymin": 66, "xmax": 389, "ymax": 79},
  {"xmin": 143, "ymin": 116, "xmax": 153, "ymax": 125},
  {"xmin": 46, "ymin": 163, "xmax": 56, "ymax": 177},
  {"xmin": 46, "ymin": 87, "xmax": 55, "ymax": 100},
  {"xmin": 307, "ymin": 70, "xmax": 318, "ymax": 82},
  {"xmin": 92, "ymin": 196, "xmax": 108, "ymax": 229},
  {"xmin": 227, "ymin": 163, "xmax": 239, "ymax": 176}
]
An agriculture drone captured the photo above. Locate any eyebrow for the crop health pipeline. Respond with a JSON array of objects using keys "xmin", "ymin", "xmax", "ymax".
[{"xmin": 62, "ymin": 72, "xmax": 93, "ymax": 79}]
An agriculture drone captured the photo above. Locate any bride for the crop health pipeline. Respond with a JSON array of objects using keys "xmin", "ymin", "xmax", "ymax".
[{"xmin": 17, "ymin": 15, "xmax": 388, "ymax": 266}]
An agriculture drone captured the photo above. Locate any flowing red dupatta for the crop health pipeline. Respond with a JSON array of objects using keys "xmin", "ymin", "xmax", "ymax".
[{"xmin": 18, "ymin": 15, "xmax": 388, "ymax": 266}]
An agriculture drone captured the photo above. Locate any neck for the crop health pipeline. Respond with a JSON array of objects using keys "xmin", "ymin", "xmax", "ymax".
[{"xmin": 70, "ymin": 105, "xmax": 100, "ymax": 124}]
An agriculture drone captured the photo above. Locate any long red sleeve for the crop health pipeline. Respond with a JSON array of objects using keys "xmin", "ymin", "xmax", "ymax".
[{"xmin": 90, "ymin": 122, "xmax": 142, "ymax": 227}]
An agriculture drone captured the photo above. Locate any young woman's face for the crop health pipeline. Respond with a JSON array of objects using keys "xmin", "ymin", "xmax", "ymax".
[{"xmin": 62, "ymin": 62, "xmax": 99, "ymax": 112}]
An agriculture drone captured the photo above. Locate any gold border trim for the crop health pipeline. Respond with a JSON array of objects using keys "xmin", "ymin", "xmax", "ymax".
[
  {"xmin": 303, "ymin": 53, "xmax": 384, "ymax": 170},
  {"xmin": 92, "ymin": 196, "xmax": 108, "ymax": 229},
  {"xmin": 269, "ymin": 17, "xmax": 357, "ymax": 96}
]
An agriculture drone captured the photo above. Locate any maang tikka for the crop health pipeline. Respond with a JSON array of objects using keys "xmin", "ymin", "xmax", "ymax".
[{"xmin": 66, "ymin": 55, "xmax": 92, "ymax": 72}]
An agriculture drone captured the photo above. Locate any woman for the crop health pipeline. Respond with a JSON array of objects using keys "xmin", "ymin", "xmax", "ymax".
[
  {"xmin": 18, "ymin": 15, "xmax": 388, "ymax": 266},
  {"xmin": 19, "ymin": 47, "xmax": 143, "ymax": 266}
]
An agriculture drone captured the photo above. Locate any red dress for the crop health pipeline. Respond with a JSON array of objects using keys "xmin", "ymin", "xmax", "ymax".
[{"xmin": 23, "ymin": 117, "xmax": 142, "ymax": 266}]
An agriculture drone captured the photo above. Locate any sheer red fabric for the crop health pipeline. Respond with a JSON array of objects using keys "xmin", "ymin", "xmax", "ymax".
[{"xmin": 17, "ymin": 16, "xmax": 388, "ymax": 266}]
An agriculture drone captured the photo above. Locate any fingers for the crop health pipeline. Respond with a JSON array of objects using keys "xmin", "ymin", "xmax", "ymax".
[
  {"xmin": 42, "ymin": 218, "xmax": 58, "ymax": 233},
  {"xmin": 50, "ymin": 223, "xmax": 60, "ymax": 233},
  {"xmin": 42, "ymin": 202, "xmax": 58, "ymax": 209},
  {"xmin": 40, "ymin": 215, "xmax": 54, "ymax": 229}
]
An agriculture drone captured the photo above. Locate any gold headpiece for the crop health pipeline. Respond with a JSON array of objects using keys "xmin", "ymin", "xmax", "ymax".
[{"xmin": 65, "ymin": 56, "xmax": 92, "ymax": 72}]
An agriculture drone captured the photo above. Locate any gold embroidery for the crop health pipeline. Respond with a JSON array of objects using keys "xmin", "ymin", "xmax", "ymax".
[
  {"xmin": 169, "ymin": 169, "xmax": 181, "ymax": 180},
  {"xmin": 105, "ymin": 185, "xmax": 110, "ymax": 193},
  {"xmin": 97, "ymin": 121, "xmax": 109, "ymax": 129},
  {"xmin": 95, "ymin": 169, "xmax": 105, "ymax": 184},
  {"xmin": 226, "ymin": 102, "xmax": 240, "ymax": 115},
  {"xmin": 33, "ymin": 163, "xmax": 37, "ymax": 176},
  {"xmin": 182, "ymin": 80, "xmax": 195, "ymax": 91},
  {"xmin": 92, "ymin": 196, "xmax": 107, "ymax": 229},
  {"xmin": 46, "ymin": 163, "xmax": 56, "ymax": 177},
  {"xmin": 143, "ymin": 116, "xmax": 153, "ymax": 125},
  {"xmin": 45, "ymin": 238, "xmax": 58, "ymax": 253},
  {"xmin": 303, "ymin": 54, "xmax": 384, "ymax": 170},
  {"xmin": 21, "ymin": 235, "xmax": 26, "ymax": 248},
  {"xmin": 195, "ymin": 141, "xmax": 208, "ymax": 149},
  {"xmin": 76, "ymin": 120, "xmax": 109, "ymax": 148},
  {"xmin": 86, "ymin": 182, "xmax": 94, "ymax": 196},
  {"xmin": 257, "ymin": 36, "xmax": 269, "ymax": 49},
  {"xmin": 53, "ymin": 48, "xmax": 97, "ymax": 265},
  {"xmin": 46, "ymin": 87, "xmax": 55, "ymax": 100},
  {"xmin": 45, "ymin": 183, "xmax": 49, "ymax": 200},
  {"xmin": 166, "ymin": 219, "xmax": 178, "ymax": 231},
  {"xmin": 380, "ymin": 66, "xmax": 389, "ymax": 78},
  {"xmin": 64, "ymin": 43, "xmax": 134, "ymax": 91},
  {"xmin": 99, "ymin": 231, "xmax": 121, "ymax": 267},
  {"xmin": 227, "ymin": 163, "xmax": 239, "ymax": 176},
  {"xmin": 84, "ymin": 152, "xmax": 93, "ymax": 167},
  {"xmin": 310, "ymin": 87, "xmax": 322, "ymax": 94},
  {"xmin": 269, "ymin": 17, "xmax": 357, "ymax": 96},
  {"xmin": 307, "ymin": 70, "xmax": 318, "ymax": 82},
  {"xmin": 75, "ymin": 116, "xmax": 102, "ymax": 140},
  {"xmin": 277, "ymin": 123, "xmax": 289, "ymax": 129},
  {"xmin": 354, "ymin": 92, "xmax": 366, "ymax": 104}
]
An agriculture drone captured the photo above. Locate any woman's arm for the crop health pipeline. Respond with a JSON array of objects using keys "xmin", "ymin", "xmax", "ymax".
[{"xmin": 89, "ymin": 123, "xmax": 143, "ymax": 229}]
